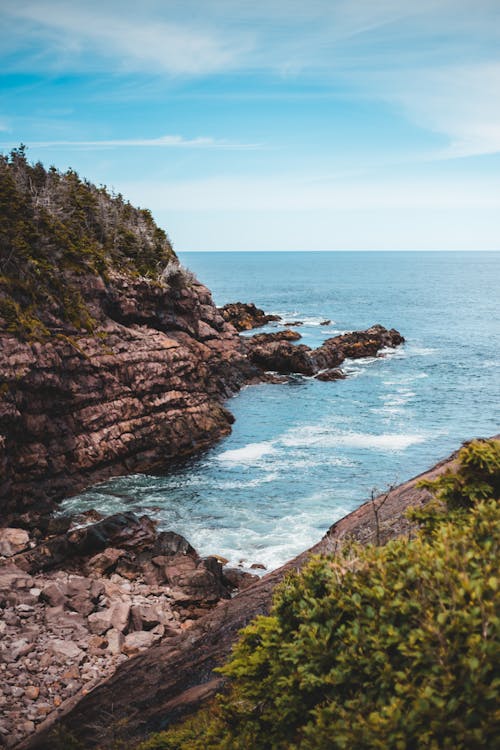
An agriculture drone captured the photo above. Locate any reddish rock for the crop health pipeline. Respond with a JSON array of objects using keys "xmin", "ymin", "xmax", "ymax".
[
  {"xmin": 315, "ymin": 368, "xmax": 346, "ymax": 381},
  {"xmin": 218, "ymin": 302, "xmax": 281, "ymax": 331},
  {"xmin": 0, "ymin": 528, "xmax": 30, "ymax": 557}
]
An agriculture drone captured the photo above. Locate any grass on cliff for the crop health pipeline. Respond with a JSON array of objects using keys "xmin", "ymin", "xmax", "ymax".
[
  {"xmin": 0, "ymin": 145, "xmax": 176, "ymax": 338},
  {"xmin": 134, "ymin": 438, "xmax": 500, "ymax": 750}
]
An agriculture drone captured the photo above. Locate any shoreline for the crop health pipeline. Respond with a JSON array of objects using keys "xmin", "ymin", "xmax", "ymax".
[{"xmin": 15, "ymin": 440, "xmax": 469, "ymax": 750}]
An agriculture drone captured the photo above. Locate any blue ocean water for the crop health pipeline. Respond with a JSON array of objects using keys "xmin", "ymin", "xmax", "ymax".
[{"xmin": 63, "ymin": 252, "xmax": 500, "ymax": 571}]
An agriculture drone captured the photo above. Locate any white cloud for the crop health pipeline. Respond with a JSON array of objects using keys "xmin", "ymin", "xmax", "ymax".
[
  {"xmin": 1, "ymin": 1, "xmax": 250, "ymax": 75},
  {"xmin": 119, "ymin": 173, "xmax": 500, "ymax": 213},
  {"xmin": 20, "ymin": 134, "xmax": 259, "ymax": 150},
  {"xmin": 368, "ymin": 62, "xmax": 500, "ymax": 159}
]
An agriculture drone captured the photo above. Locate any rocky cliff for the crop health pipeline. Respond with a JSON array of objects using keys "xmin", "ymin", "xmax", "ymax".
[
  {"xmin": 0, "ymin": 150, "xmax": 405, "ymax": 518},
  {"xmin": 0, "ymin": 150, "xmax": 247, "ymax": 516}
]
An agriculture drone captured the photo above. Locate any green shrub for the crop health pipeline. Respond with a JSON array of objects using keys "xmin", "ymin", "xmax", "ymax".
[
  {"xmin": 417, "ymin": 438, "xmax": 500, "ymax": 511},
  {"xmin": 144, "ymin": 439, "xmax": 500, "ymax": 750},
  {"xmin": 0, "ymin": 146, "xmax": 176, "ymax": 339}
]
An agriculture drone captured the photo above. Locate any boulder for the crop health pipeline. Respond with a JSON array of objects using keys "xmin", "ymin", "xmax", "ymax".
[
  {"xmin": 130, "ymin": 604, "xmax": 163, "ymax": 632},
  {"xmin": 48, "ymin": 639, "xmax": 85, "ymax": 663},
  {"xmin": 248, "ymin": 341, "xmax": 316, "ymax": 375},
  {"xmin": 0, "ymin": 528, "xmax": 30, "ymax": 557},
  {"xmin": 122, "ymin": 631, "xmax": 156, "ymax": 656},
  {"xmin": 246, "ymin": 330, "xmax": 302, "ymax": 345},
  {"xmin": 315, "ymin": 368, "xmax": 347, "ymax": 382},
  {"xmin": 218, "ymin": 302, "xmax": 281, "ymax": 331}
]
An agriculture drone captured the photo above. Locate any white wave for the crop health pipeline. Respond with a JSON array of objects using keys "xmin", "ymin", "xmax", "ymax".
[
  {"xmin": 407, "ymin": 346, "xmax": 438, "ymax": 356},
  {"xmin": 217, "ymin": 441, "xmax": 276, "ymax": 465},
  {"xmin": 383, "ymin": 373, "xmax": 428, "ymax": 385},
  {"xmin": 281, "ymin": 425, "xmax": 425, "ymax": 452},
  {"xmin": 380, "ymin": 390, "xmax": 416, "ymax": 407},
  {"xmin": 216, "ymin": 473, "xmax": 279, "ymax": 489}
]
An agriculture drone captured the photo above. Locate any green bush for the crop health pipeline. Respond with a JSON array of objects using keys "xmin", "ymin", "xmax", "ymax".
[
  {"xmin": 0, "ymin": 146, "xmax": 176, "ymax": 339},
  {"xmin": 417, "ymin": 438, "xmax": 500, "ymax": 511},
  {"xmin": 144, "ymin": 439, "xmax": 500, "ymax": 750}
]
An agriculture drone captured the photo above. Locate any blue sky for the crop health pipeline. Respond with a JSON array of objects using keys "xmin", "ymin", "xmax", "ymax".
[{"xmin": 1, "ymin": 0, "xmax": 499, "ymax": 251}]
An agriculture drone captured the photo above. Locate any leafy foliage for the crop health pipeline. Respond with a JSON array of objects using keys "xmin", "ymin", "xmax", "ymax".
[
  {"xmin": 0, "ymin": 146, "xmax": 175, "ymax": 338},
  {"xmin": 417, "ymin": 438, "xmax": 500, "ymax": 511},
  {"xmin": 143, "ymin": 439, "xmax": 500, "ymax": 750}
]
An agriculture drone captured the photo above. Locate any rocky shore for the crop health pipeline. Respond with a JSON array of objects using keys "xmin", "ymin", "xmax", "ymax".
[
  {"xmin": 0, "ymin": 512, "xmax": 258, "ymax": 748},
  {"xmin": 14, "ymin": 445, "xmax": 468, "ymax": 750},
  {"xmin": 0, "ymin": 300, "xmax": 405, "ymax": 748}
]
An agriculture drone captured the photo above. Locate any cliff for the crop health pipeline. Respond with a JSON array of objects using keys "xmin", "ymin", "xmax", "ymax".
[
  {"xmin": 0, "ymin": 151, "xmax": 404, "ymax": 518},
  {"xmin": 0, "ymin": 150, "xmax": 247, "ymax": 515}
]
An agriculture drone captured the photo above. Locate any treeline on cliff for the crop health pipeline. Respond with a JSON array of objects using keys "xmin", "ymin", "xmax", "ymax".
[
  {"xmin": 0, "ymin": 146, "xmax": 175, "ymax": 338},
  {"xmin": 132, "ymin": 439, "xmax": 500, "ymax": 750}
]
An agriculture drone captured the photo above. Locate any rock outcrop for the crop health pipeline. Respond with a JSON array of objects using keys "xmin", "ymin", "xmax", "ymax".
[
  {"xmin": 18, "ymin": 445, "xmax": 466, "ymax": 750},
  {"xmin": 0, "ymin": 279, "xmax": 249, "ymax": 516},
  {"xmin": 218, "ymin": 302, "xmax": 281, "ymax": 331},
  {"xmin": 244, "ymin": 324, "xmax": 403, "ymax": 376}
]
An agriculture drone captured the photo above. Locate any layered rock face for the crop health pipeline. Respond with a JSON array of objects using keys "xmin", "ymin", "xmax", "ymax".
[
  {"xmin": 0, "ymin": 151, "xmax": 249, "ymax": 516},
  {"xmin": 0, "ymin": 276, "xmax": 247, "ymax": 516}
]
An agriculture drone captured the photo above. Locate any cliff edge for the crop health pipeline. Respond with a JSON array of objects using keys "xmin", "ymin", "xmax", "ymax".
[{"xmin": 0, "ymin": 149, "xmax": 246, "ymax": 515}]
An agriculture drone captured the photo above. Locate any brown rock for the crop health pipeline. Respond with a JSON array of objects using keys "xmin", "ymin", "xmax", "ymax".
[
  {"xmin": 315, "ymin": 368, "xmax": 347, "ymax": 381},
  {"xmin": 48, "ymin": 640, "xmax": 85, "ymax": 663},
  {"xmin": 86, "ymin": 547, "xmax": 125, "ymax": 575},
  {"xmin": 25, "ymin": 686, "xmax": 40, "ymax": 700},
  {"xmin": 0, "ymin": 528, "xmax": 30, "ymax": 557},
  {"xmin": 218, "ymin": 302, "xmax": 281, "ymax": 331},
  {"xmin": 106, "ymin": 628, "xmax": 124, "ymax": 655},
  {"xmin": 130, "ymin": 604, "xmax": 163, "ymax": 632},
  {"xmin": 122, "ymin": 631, "xmax": 156, "ymax": 656},
  {"xmin": 40, "ymin": 583, "xmax": 66, "ymax": 608}
]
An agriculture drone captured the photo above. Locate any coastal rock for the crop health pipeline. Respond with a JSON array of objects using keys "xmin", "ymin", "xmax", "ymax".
[
  {"xmin": 246, "ymin": 329, "xmax": 302, "ymax": 345},
  {"xmin": 22, "ymin": 446, "xmax": 463, "ymax": 750},
  {"xmin": 218, "ymin": 302, "xmax": 281, "ymax": 331},
  {"xmin": 248, "ymin": 341, "xmax": 317, "ymax": 375},
  {"xmin": 0, "ymin": 268, "xmax": 247, "ymax": 515},
  {"xmin": 0, "ymin": 528, "xmax": 30, "ymax": 557},
  {"xmin": 315, "ymin": 368, "xmax": 346, "ymax": 381}
]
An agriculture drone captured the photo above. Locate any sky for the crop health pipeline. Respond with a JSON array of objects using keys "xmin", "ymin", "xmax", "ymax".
[{"xmin": 0, "ymin": 0, "xmax": 499, "ymax": 251}]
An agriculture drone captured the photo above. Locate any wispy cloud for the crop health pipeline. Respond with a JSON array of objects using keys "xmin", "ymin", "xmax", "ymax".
[
  {"xmin": 1, "ymin": 1, "xmax": 251, "ymax": 76},
  {"xmin": 119, "ymin": 173, "xmax": 500, "ymax": 214},
  {"xmin": 9, "ymin": 134, "xmax": 260, "ymax": 150}
]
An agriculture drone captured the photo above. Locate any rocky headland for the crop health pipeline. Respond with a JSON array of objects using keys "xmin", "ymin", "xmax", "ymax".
[{"xmin": 0, "ymin": 151, "xmax": 406, "ymax": 748}]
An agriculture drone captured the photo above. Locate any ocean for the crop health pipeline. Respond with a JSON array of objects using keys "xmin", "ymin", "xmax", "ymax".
[{"xmin": 62, "ymin": 251, "xmax": 500, "ymax": 571}]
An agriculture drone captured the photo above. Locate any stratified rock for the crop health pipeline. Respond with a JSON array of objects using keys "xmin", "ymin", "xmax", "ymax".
[
  {"xmin": 246, "ymin": 329, "xmax": 302, "ymax": 345},
  {"xmin": 218, "ymin": 302, "xmax": 281, "ymax": 331},
  {"xmin": 223, "ymin": 568, "xmax": 259, "ymax": 591},
  {"xmin": 248, "ymin": 341, "xmax": 317, "ymax": 375},
  {"xmin": 312, "ymin": 325, "xmax": 405, "ymax": 370},
  {"xmin": 0, "ymin": 278, "xmax": 246, "ymax": 515}
]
